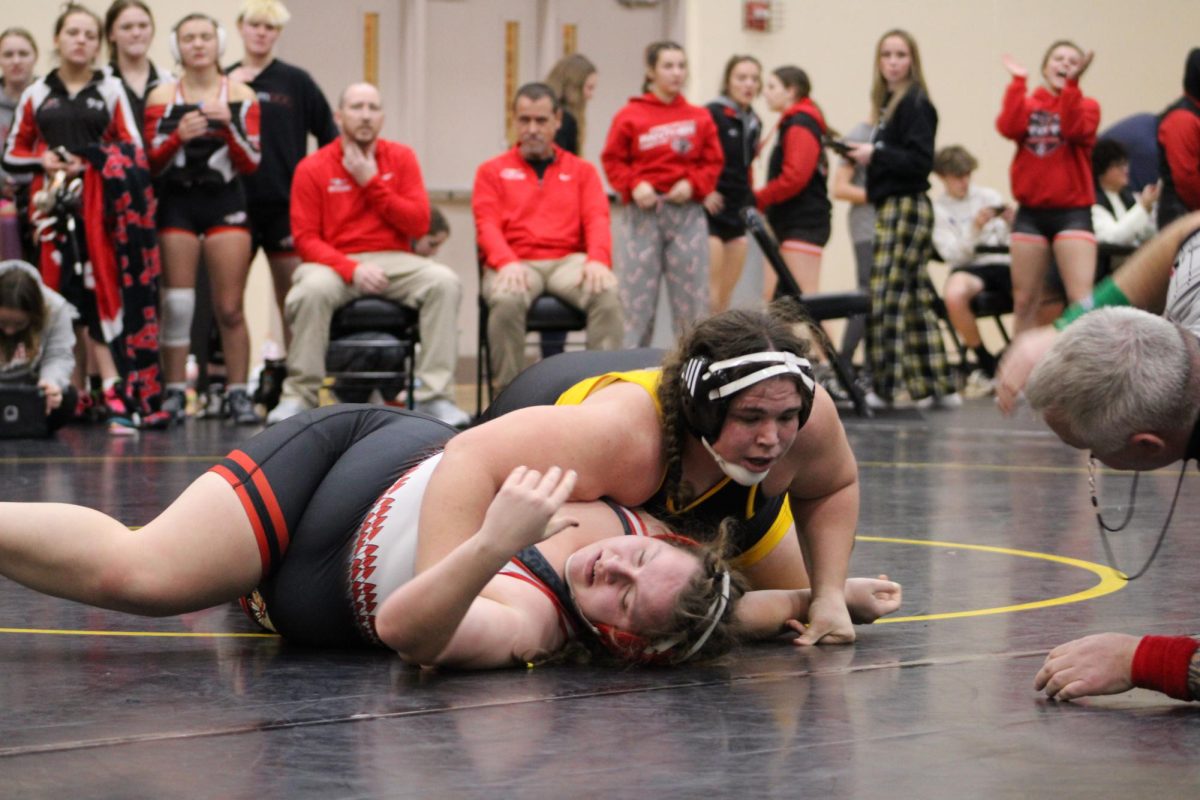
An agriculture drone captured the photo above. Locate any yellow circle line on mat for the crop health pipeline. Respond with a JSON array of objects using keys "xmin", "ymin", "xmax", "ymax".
[
  {"xmin": 860, "ymin": 535, "xmax": 1127, "ymax": 623},
  {"xmin": 0, "ymin": 627, "xmax": 277, "ymax": 638}
]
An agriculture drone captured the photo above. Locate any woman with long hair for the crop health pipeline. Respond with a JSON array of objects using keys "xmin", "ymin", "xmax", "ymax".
[
  {"xmin": 0, "ymin": 405, "xmax": 757, "ymax": 668},
  {"xmin": 2, "ymin": 5, "xmax": 149, "ymax": 422},
  {"xmin": 756, "ymin": 64, "xmax": 831, "ymax": 302},
  {"xmin": 996, "ymin": 40, "xmax": 1099, "ymax": 335},
  {"xmin": 704, "ymin": 55, "xmax": 761, "ymax": 313},
  {"xmin": 144, "ymin": 13, "xmax": 261, "ymax": 425},
  {"xmin": 0, "ymin": 28, "xmax": 39, "ymax": 263},
  {"xmin": 0, "ymin": 259, "xmax": 76, "ymax": 430},
  {"xmin": 601, "ymin": 41, "xmax": 723, "ymax": 346},
  {"xmin": 103, "ymin": 0, "xmax": 160, "ymax": 129},
  {"xmin": 544, "ymin": 52, "xmax": 596, "ymax": 156},
  {"xmin": 846, "ymin": 29, "xmax": 958, "ymax": 408}
]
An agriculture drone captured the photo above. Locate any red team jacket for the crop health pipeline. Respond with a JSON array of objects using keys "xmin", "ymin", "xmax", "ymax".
[
  {"xmin": 289, "ymin": 139, "xmax": 431, "ymax": 282},
  {"xmin": 601, "ymin": 93, "xmax": 723, "ymax": 202},
  {"xmin": 996, "ymin": 76, "xmax": 1100, "ymax": 209},
  {"xmin": 473, "ymin": 145, "xmax": 612, "ymax": 269}
]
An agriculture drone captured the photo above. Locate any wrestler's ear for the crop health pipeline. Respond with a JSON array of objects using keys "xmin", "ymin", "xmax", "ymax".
[{"xmin": 1128, "ymin": 432, "xmax": 1167, "ymax": 456}]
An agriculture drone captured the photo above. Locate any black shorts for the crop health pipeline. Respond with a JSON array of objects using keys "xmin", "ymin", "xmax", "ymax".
[
  {"xmin": 480, "ymin": 348, "xmax": 665, "ymax": 422},
  {"xmin": 158, "ymin": 181, "xmax": 250, "ymax": 237},
  {"xmin": 773, "ymin": 220, "xmax": 831, "ymax": 249},
  {"xmin": 209, "ymin": 405, "xmax": 456, "ymax": 647},
  {"xmin": 1012, "ymin": 206, "xmax": 1094, "ymax": 244},
  {"xmin": 950, "ymin": 263, "xmax": 1012, "ymax": 296},
  {"xmin": 248, "ymin": 203, "xmax": 295, "ymax": 255},
  {"xmin": 706, "ymin": 212, "xmax": 746, "ymax": 242}
]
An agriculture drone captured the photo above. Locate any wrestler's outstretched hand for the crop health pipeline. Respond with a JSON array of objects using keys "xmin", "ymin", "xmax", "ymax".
[
  {"xmin": 995, "ymin": 325, "xmax": 1059, "ymax": 414},
  {"xmin": 1034, "ymin": 632, "xmax": 1138, "ymax": 701},
  {"xmin": 791, "ymin": 591, "xmax": 856, "ymax": 646},
  {"xmin": 480, "ymin": 465, "xmax": 578, "ymax": 554}
]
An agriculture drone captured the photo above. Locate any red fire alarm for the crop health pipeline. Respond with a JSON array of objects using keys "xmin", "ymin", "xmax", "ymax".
[{"xmin": 743, "ymin": 0, "xmax": 773, "ymax": 32}]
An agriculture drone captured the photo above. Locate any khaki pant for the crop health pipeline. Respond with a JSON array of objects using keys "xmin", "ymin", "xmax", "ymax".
[
  {"xmin": 481, "ymin": 253, "xmax": 624, "ymax": 390},
  {"xmin": 280, "ymin": 251, "xmax": 462, "ymax": 408}
]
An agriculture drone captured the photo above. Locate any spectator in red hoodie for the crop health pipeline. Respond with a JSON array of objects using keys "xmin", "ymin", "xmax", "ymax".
[
  {"xmin": 996, "ymin": 40, "xmax": 1100, "ymax": 336},
  {"xmin": 601, "ymin": 41, "xmax": 722, "ymax": 347},
  {"xmin": 1157, "ymin": 48, "xmax": 1200, "ymax": 228},
  {"xmin": 755, "ymin": 65, "xmax": 831, "ymax": 302}
]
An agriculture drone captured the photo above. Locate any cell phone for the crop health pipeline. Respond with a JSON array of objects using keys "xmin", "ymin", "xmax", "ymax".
[
  {"xmin": 991, "ymin": 204, "xmax": 1009, "ymax": 213},
  {"xmin": 823, "ymin": 137, "xmax": 855, "ymax": 158}
]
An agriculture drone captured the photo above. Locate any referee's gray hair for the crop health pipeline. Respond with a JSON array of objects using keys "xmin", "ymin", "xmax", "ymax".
[{"xmin": 1027, "ymin": 308, "xmax": 1197, "ymax": 454}]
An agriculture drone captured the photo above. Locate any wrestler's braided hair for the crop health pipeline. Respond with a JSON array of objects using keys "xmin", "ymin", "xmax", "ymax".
[{"xmin": 656, "ymin": 297, "xmax": 814, "ymax": 514}]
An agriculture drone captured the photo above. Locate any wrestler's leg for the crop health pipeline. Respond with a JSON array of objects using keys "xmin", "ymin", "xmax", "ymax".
[{"xmin": 0, "ymin": 473, "xmax": 260, "ymax": 617}]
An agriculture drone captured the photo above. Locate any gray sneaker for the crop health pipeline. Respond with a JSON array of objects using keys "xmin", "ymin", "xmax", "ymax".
[{"xmin": 415, "ymin": 397, "xmax": 472, "ymax": 428}]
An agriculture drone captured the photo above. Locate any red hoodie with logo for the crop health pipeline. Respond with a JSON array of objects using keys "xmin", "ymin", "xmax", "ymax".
[
  {"xmin": 996, "ymin": 76, "xmax": 1100, "ymax": 208},
  {"xmin": 601, "ymin": 92, "xmax": 723, "ymax": 203}
]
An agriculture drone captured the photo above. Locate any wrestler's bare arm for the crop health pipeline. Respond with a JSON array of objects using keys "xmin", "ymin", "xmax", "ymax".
[
  {"xmin": 780, "ymin": 388, "xmax": 860, "ymax": 645},
  {"xmin": 1190, "ymin": 650, "xmax": 1200, "ymax": 700},
  {"xmin": 415, "ymin": 386, "xmax": 664, "ymax": 572}
]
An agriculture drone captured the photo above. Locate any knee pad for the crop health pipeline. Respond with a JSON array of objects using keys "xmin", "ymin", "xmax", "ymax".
[{"xmin": 161, "ymin": 288, "xmax": 196, "ymax": 347}]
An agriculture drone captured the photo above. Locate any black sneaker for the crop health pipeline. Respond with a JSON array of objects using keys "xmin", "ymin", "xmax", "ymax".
[
  {"xmin": 198, "ymin": 382, "xmax": 227, "ymax": 419},
  {"xmin": 158, "ymin": 388, "xmax": 188, "ymax": 426},
  {"xmin": 224, "ymin": 388, "xmax": 262, "ymax": 425}
]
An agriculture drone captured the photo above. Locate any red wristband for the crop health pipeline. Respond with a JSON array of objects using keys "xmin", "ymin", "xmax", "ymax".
[{"xmin": 1130, "ymin": 635, "xmax": 1199, "ymax": 701}]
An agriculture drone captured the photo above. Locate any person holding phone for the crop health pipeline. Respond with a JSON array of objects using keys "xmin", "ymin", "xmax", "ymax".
[{"xmin": 0, "ymin": 259, "xmax": 77, "ymax": 431}]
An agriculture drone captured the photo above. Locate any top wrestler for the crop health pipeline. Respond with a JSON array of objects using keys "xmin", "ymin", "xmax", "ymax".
[
  {"xmin": 0, "ymin": 406, "xmax": 900, "ymax": 669},
  {"xmin": 422, "ymin": 298, "xmax": 865, "ymax": 645}
]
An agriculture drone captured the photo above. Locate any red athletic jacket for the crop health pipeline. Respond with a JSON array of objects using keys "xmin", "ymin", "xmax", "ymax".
[
  {"xmin": 996, "ymin": 76, "xmax": 1099, "ymax": 208},
  {"xmin": 601, "ymin": 93, "xmax": 723, "ymax": 202},
  {"xmin": 473, "ymin": 145, "xmax": 612, "ymax": 269},
  {"xmin": 289, "ymin": 138, "xmax": 430, "ymax": 282},
  {"xmin": 755, "ymin": 98, "xmax": 825, "ymax": 210}
]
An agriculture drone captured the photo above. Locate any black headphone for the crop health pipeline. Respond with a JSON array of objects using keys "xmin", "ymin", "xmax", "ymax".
[{"xmin": 679, "ymin": 351, "xmax": 815, "ymax": 442}]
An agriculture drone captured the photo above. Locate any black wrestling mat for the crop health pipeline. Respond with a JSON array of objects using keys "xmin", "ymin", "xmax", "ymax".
[{"xmin": 2, "ymin": 400, "xmax": 1197, "ymax": 798}]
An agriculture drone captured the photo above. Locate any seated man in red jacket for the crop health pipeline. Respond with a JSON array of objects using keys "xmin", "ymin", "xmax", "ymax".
[
  {"xmin": 473, "ymin": 82, "xmax": 623, "ymax": 391},
  {"xmin": 268, "ymin": 82, "xmax": 470, "ymax": 428}
]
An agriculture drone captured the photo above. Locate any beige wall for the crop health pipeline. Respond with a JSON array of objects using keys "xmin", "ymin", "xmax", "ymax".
[{"xmin": 14, "ymin": 1, "xmax": 1200, "ymax": 361}]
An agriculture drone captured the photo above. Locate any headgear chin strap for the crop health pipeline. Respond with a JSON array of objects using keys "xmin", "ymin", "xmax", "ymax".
[{"xmin": 700, "ymin": 437, "xmax": 769, "ymax": 486}]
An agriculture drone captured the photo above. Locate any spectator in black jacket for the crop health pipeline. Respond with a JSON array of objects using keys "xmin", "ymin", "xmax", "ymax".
[
  {"xmin": 228, "ymin": 0, "xmax": 337, "ymax": 345},
  {"xmin": 846, "ymin": 29, "xmax": 958, "ymax": 409}
]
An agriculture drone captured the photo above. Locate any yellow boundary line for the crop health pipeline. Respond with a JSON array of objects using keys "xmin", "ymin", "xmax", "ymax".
[
  {"xmin": 861, "ymin": 536, "xmax": 1127, "ymax": 623},
  {"xmin": 0, "ymin": 537, "xmax": 1126, "ymax": 638}
]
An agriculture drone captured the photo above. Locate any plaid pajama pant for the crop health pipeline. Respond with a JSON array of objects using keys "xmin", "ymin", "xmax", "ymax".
[{"xmin": 866, "ymin": 193, "xmax": 956, "ymax": 401}]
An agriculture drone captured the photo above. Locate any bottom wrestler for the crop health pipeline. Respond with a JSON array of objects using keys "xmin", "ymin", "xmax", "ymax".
[{"xmin": 0, "ymin": 406, "xmax": 900, "ymax": 669}]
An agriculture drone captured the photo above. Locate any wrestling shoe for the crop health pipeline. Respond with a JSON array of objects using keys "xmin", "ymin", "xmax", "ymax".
[
  {"xmin": 159, "ymin": 388, "xmax": 188, "ymax": 426},
  {"xmin": 102, "ymin": 384, "xmax": 128, "ymax": 418},
  {"xmin": 198, "ymin": 382, "xmax": 227, "ymax": 419},
  {"xmin": 224, "ymin": 388, "xmax": 262, "ymax": 425},
  {"xmin": 415, "ymin": 397, "xmax": 471, "ymax": 428}
]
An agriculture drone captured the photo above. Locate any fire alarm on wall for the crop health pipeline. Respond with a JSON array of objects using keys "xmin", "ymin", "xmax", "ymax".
[{"xmin": 743, "ymin": 0, "xmax": 781, "ymax": 32}]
